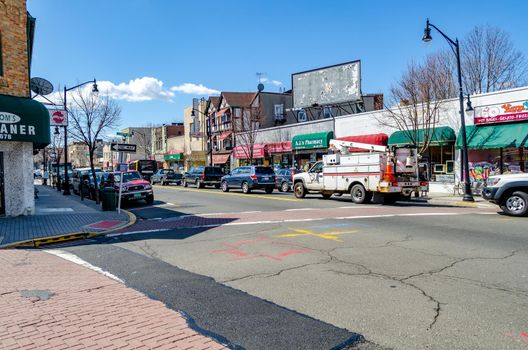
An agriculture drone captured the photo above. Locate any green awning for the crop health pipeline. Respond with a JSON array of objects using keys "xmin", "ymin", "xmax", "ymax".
[
  {"xmin": 0, "ymin": 94, "xmax": 50, "ymax": 148},
  {"xmin": 456, "ymin": 123, "xmax": 528, "ymax": 150},
  {"xmin": 164, "ymin": 153, "xmax": 183, "ymax": 161},
  {"xmin": 388, "ymin": 126, "xmax": 456, "ymax": 146},
  {"xmin": 292, "ymin": 131, "xmax": 334, "ymax": 150}
]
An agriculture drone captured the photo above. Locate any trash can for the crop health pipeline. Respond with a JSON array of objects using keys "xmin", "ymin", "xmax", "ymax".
[{"xmin": 101, "ymin": 187, "xmax": 117, "ymax": 211}]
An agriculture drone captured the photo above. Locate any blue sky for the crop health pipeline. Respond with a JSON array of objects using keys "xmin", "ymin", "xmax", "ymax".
[{"xmin": 28, "ymin": 0, "xmax": 528, "ymax": 132}]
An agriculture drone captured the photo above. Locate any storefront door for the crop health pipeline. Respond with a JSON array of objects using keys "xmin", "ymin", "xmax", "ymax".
[{"xmin": 0, "ymin": 152, "xmax": 5, "ymax": 216}]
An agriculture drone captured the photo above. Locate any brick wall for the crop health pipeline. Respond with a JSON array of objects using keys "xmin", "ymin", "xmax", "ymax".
[{"xmin": 0, "ymin": 0, "xmax": 30, "ymax": 97}]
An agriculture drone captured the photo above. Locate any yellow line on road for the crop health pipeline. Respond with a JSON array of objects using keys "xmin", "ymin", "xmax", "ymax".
[
  {"xmin": 154, "ymin": 185, "xmax": 301, "ymax": 202},
  {"xmin": 275, "ymin": 227, "xmax": 359, "ymax": 242}
]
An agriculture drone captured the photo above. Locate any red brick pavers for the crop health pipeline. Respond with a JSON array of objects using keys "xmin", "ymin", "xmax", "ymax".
[{"xmin": 0, "ymin": 250, "xmax": 228, "ymax": 350}]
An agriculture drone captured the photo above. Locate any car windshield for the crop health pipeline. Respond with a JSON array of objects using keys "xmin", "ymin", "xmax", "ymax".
[
  {"xmin": 114, "ymin": 172, "xmax": 142, "ymax": 182},
  {"xmin": 255, "ymin": 167, "xmax": 274, "ymax": 175}
]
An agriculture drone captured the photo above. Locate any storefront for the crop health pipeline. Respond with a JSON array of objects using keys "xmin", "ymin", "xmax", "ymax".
[
  {"xmin": 164, "ymin": 152, "xmax": 184, "ymax": 171},
  {"xmin": 458, "ymin": 101, "xmax": 528, "ymax": 186},
  {"xmin": 266, "ymin": 141, "xmax": 293, "ymax": 169},
  {"xmin": 388, "ymin": 126, "xmax": 456, "ymax": 182},
  {"xmin": 184, "ymin": 151, "xmax": 207, "ymax": 171},
  {"xmin": 292, "ymin": 131, "xmax": 334, "ymax": 170},
  {"xmin": 0, "ymin": 95, "xmax": 50, "ymax": 216},
  {"xmin": 212, "ymin": 153, "xmax": 231, "ymax": 172},
  {"xmin": 233, "ymin": 144, "xmax": 267, "ymax": 166}
]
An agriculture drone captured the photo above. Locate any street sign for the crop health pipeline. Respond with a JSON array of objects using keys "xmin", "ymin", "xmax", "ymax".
[
  {"xmin": 111, "ymin": 143, "xmax": 136, "ymax": 153},
  {"xmin": 116, "ymin": 132, "xmax": 130, "ymax": 137},
  {"xmin": 49, "ymin": 109, "xmax": 68, "ymax": 126}
]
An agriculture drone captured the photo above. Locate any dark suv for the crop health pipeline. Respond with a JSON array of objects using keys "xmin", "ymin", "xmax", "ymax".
[
  {"xmin": 221, "ymin": 166, "xmax": 276, "ymax": 194},
  {"xmin": 183, "ymin": 166, "xmax": 224, "ymax": 188}
]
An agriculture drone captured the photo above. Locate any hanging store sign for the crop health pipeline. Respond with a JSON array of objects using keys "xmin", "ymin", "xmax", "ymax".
[
  {"xmin": 49, "ymin": 109, "xmax": 68, "ymax": 126},
  {"xmin": 474, "ymin": 102, "xmax": 528, "ymax": 125}
]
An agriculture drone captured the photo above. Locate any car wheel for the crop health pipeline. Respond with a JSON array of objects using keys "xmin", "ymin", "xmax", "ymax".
[
  {"xmin": 322, "ymin": 192, "xmax": 332, "ymax": 199},
  {"xmin": 161, "ymin": 180, "xmax": 166, "ymax": 186},
  {"xmin": 221, "ymin": 181, "xmax": 229, "ymax": 192},
  {"xmin": 183, "ymin": 179, "xmax": 188, "ymax": 187},
  {"xmin": 197, "ymin": 180, "xmax": 203, "ymax": 188},
  {"xmin": 265, "ymin": 187, "xmax": 273, "ymax": 194},
  {"xmin": 501, "ymin": 191, "xmax": 528, "ymax": 216},
  {"xmin": 293, "ymin": 182, "xmax": 306, "ymax": 198},
  {"xmin": 145, "ymin": 195, "xmax": 154, "ymax": 205},
  {"xmin": 151, "ymin": 179, "xmax": 156, "ymax": 185},
  {"xmin": 350, "ymin": 184, "xmax": 370, "ymax": 204},
  {"xmin": 242, "ymin": 182, "xmax": 251, "ymax": 194},
  {"xmin": 281, "ymin": 181, "xmax": 290, "ymax": 192}
]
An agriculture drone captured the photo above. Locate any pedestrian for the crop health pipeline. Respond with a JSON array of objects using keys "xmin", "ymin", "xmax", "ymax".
[{"xmin": 42, "ymin": 170, "xmax": 49, "ymax": 186}]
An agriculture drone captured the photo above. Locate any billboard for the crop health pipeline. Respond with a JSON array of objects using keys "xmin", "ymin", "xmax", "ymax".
[{"xmin": 292, "ymin": 60, "xmax": 361, "ymax": 109}]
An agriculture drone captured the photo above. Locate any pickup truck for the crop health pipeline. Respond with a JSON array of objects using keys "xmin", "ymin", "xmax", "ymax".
[
  {"xmin": 482, "ymin": 173, "xmax": 528, "ymax": 216},
  {"xmin": 183, "ymin": 166, "xmax": 224, "ymax": 188},
  {"xmin": 150, "ymin": 169, "xmax": 182, "ymax": 186}
]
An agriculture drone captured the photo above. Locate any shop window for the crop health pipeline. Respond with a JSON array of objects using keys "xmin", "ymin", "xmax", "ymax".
[{"xmin": 323, "ymin": 106, "xmax": 333, "ymax": 119}]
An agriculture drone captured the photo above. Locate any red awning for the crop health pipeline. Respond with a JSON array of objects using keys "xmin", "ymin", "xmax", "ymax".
[
  {"xmin": 336, "ymin": 133, "xmax": 388, "ymax": 152},
  {"xmin": 212, "ymin": 153, "xmax": 231, "ymax": 164},
  {"xmin": 266, "ymin": 141, "xmax": 292, "ymax": 153},
  {"xmin": 216, "ymin": 108, "xmax": 229, "ymax": 116},
  {"xmin": 218, "ymin": 131, "xmax": 232, "ymax": 141},
  {"xmin": 233, "ymin": 144, "xmax": 266, "ymax": 159}
]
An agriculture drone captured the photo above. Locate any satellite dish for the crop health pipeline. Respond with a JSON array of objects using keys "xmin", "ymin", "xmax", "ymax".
[
  {"xmin": 30, "ymin": 77, "xmax": 54, "ymax": 96},
  {"xmin": 257, "ymin": 83, "xmax": 264, "ymax": 92}
]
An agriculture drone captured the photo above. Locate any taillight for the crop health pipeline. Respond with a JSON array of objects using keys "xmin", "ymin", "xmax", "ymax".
[
  {"xmin": 250, "ymin": 175, "xmax": 257, "ymax": 180},
  {"xmin": 273, "ymin": 175, "xmax": 277, "ymax": 182},
  {"xmin": 420, "ymin": 181, "xmax": 428, "ymax": 187},
  {"xmin": 201, "ymin": 174, "xmax": 206, "ymax": 180}
]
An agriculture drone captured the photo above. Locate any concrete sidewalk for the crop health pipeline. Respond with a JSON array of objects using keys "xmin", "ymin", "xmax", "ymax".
[
  {"xmin": 0, "ymin": 249, "xmax": 229, "ymax": 350},
  {"xmin": 0, "ymin": 185, "xmax": 132, "ymax": 248},
  {"xmin": 410, "ymin": 192, "xmax": 495, "ymax": 208}
]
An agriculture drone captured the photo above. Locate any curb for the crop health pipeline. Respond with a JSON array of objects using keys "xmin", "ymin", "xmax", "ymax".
[
  {"xmin": 408, "ymin": 198, "xmax": 494, "ymax": 209},
  {"xmin": 0, "ymin": 209, "xmax": 137, "ymax": 249}
]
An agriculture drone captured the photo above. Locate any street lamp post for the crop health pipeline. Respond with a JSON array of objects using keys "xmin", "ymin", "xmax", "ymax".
[
  {"xmin": 190, "ymin": 108, "xmax": 213, "ymax": 166},
  {"xmin": 62, "ymin": 79, "xmax": 98, "ymax": 195},
  {"xmin": 422, "ymin": 19, "xmax": 474, "ymax": 202}
]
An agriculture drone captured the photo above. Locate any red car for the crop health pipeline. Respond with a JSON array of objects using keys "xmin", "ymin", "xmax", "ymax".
[{"xmin": 112, "ymin": 171, "xmax": 154, "ymax": 204}]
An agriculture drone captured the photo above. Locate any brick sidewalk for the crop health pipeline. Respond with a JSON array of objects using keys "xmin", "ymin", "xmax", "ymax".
[{"xmin": 0, "ymin": 250, "xmax": 228, "ymax": 350}]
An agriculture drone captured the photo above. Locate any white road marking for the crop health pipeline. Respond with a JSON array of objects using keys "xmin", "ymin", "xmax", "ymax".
[
  {"xmin": 100, "ymin": 211, "xmax": 495, "ymax": 238},
  {"xmin": 285, "ymin": 208, "xmax": 315, "ymax": 211},
  {"xmin": 46, "ymin": 250, "xmax": 124, "ymax": 283}
]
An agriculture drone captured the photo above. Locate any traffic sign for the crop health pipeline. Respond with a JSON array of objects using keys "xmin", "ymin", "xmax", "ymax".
[
  {"xmin": 111, "ymin": 143, "xmax": 136, "ymax": 153},
  {"xmin": 49, "ymin": 109, "xmax": 68, "ymax": 126}
]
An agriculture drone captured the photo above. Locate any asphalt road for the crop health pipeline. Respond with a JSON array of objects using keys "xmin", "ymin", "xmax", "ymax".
[{"xmin": 59, "ymin": 185, "xmax": 528, "ymax": 349}]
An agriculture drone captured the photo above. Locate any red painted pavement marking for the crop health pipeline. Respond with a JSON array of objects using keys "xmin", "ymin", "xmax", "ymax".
[
  {"xmin": 85, "ymin": 220, "xmax": 124, "ymax": 230},
  {"xmin": 211, "ymin": 237, "xmax": 312, "ymax": 262}
]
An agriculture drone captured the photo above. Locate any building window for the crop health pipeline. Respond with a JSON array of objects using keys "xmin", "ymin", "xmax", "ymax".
[
  {"xmin": 298, "ymin": 110, "xmax": 307, "ymax": 122},
  {"xmin": 323, "ymin": 106, "xmax": 333, "ymax": 119}
]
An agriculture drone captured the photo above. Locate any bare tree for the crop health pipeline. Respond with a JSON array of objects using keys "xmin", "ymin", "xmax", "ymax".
[
  {"xmin": 378, "ymin": 54, "xmax": 453, "ymax": 155},
  {"xmin": 66, "ymin": 89, "xmax": 121, "ymax": 202},
  {"xmin": 234, "ymin": 105, "xmax": 263, "ymax": 165},
  {"xmin": 461, "ymin": 25, "xmax": 527, "ymax": 94}
]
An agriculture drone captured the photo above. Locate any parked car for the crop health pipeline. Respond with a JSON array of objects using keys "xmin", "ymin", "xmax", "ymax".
[
  {"xmin": 72, "ymin": 167, "xmax": 102, "ymax": 195},
  {"xmin": 482, "ymin": 173, "xmax": 528, "ymax": 216},
  {"xmin": 221, "ymin": 166, "xmax": 276, "ymax": 194},
  {"xmin": 275, "ymin": 168, "xmax": 303, "ymax": 192},
  {"xmin": 104, "ymin": 171, "xmax": 154, "ymax": 204},
  {"xmin": 183, "ymin": 166, "xmax": 223, "ymax": 188},
  {"xmin": 150, "ymin": 169, "xmax": 182, "ymax": 186}
]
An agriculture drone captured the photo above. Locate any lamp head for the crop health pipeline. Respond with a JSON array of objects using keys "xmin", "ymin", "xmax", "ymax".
[
  {"xmin": 422, "ymin": 19, "xmax": 432, "ymax": 42},
  {"xmin": 191, "ymin": 109, "xmax": 196, "ymax": 117},
  {"xmin": 92, "ymin": 79, "xmax": 99, "ymax": 93}
]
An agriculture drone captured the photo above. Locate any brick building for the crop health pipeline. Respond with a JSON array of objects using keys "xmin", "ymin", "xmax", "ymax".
[{"xmin": 0, "ymin": 0, "xmax": 50, "ymax": 216}]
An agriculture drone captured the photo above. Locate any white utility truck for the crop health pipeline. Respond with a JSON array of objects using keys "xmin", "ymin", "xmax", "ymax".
[{"xmin": 292, "ymin": 139, "xmax": 423, "ymax": 204}]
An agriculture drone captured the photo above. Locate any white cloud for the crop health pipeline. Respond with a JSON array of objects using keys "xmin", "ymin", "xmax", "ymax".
[
  {"xmin": 260, "ymin": 78, "xmax": 284, "ymax": 87},
  {"xmin": 170, "ymin": 83, "xmax": 220, "ymax": 95},
  {"xmin": 34, "ymin": 77, "xmax": 220, "ymax": 104},
  {"xmin": 97, "ymin": 77, "xmax": 174, "ymax": 102}
]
